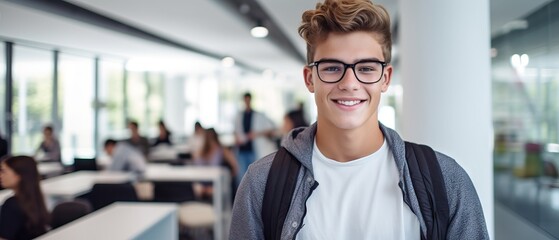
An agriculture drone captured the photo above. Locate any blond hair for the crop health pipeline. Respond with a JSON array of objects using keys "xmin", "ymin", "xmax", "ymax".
[{"xmin": 298, "ymin": 0, "xmax": 392, "ymax": 64}]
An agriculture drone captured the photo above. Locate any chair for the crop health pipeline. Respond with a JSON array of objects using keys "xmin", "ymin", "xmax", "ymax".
[
  {"xmin": 152, "ymin": 182, "xmax": 196, "ymax": 203},
  {"xmin": 178, "ymin": 201, "xmax": 215, "ymax": 240},
  {"xmin": 73, "ymin": 157, "xmax": 98, "ymax": 171},
  {"xmin": 86, "ymin": 183, "xmax": 138, "ymax": 210},
  {"xmin": 50, "ymin": 200, "xmax": 92, "ymax": 229}
]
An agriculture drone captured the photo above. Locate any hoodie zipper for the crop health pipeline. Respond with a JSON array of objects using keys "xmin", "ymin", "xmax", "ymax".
[{"xmin": 291, "ymin": 181, "xmax": 319, "ymax": 240}]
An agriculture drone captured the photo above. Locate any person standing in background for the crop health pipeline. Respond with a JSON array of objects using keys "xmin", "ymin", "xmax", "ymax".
[
  {"xmin": 234, "ymin": 92, "xmax": 276, "ymax": 184},
  {"xmin": 126, "ymin": 120, "xmax": 150, "ymax": 158},
  {"xmin": 35, "ymin": 125, "xmax": 61, "ymax": 163}
]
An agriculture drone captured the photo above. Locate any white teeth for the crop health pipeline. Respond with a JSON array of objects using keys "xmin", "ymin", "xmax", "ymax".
[{"xmin": 337, "ymin": 100, "xmax": 361, "ymax": 106}]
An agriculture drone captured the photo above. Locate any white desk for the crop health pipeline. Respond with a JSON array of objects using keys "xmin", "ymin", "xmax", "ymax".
[
  {"xmin": 41, "ymin": 171, "xmax": 134, "ymax": 200},
  {"xmin": 37, "ymin": 202, "xmax": 177, "ymax": 240},
  {"xmin": 38, "ymin": 162, "xmax": 64, "ymax": 177},
  {"xmin": 143, "ymin": 164, "xmax": 231, "ymax": 240},
  {"xmin": 148, "ymin": 145, "xmax": 178, "ymax": 162}
]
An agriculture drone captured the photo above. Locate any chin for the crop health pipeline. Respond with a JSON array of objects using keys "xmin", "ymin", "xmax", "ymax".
[{"xmin": 331, "ymin": 118, "xmax": 368, "ymax": 130}]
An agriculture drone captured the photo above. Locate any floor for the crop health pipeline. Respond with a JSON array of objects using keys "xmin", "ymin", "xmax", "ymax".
[{"xmin": 495, "ymin": 170, "xmax": 559, "ymax": 240}]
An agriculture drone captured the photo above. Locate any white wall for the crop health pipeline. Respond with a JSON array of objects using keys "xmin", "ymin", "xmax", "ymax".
[{"xmin": 399, "ymin": 0, "xmax": 494, "ymax": 237}]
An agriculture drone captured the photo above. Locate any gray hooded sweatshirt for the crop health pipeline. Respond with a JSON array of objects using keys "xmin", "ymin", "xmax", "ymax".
[{"xmin": 230, "ymin": 123, "xmax": 489, "ymax": 240}]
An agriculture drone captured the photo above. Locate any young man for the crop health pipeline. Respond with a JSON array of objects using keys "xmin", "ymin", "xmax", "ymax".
[
  {"xmin": 230, "ymin": 0, "xmax": 489, "ymax": 239},
  {"xmin": 104, "ymin": 139, "xmax": 146, "ymax": 174}
]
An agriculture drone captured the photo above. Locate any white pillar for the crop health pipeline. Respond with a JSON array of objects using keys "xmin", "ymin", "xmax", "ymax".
[
  {"xmin": 399, "ymin": 0, "xmax": 493, "ymax": 238},
  {"xmin": 164, "ymin": 74, "xmax": 186, "ymax": 138}
]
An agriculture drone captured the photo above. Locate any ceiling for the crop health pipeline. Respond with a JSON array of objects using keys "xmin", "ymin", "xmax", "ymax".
[{"xmin": 0, "ymin": 0, "xmax": 552, "ymax": 80}]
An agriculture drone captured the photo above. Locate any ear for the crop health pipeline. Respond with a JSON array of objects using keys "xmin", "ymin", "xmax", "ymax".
[
  {"xmin": 303, "ymin": 66, "xmax": 315, "ymax": 93},
  {"xmin": 380, "ymin": 65, "xmax": 393, "ymax": 93}
]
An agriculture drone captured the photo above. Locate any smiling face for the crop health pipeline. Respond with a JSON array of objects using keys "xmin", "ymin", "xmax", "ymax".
[{"xmin": 304, "ymin": 31, "xmax": 392, "ymax": 133}]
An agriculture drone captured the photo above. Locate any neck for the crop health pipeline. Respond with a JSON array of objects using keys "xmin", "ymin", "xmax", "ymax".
[{"xmin": 315, "ymin": 121, "xmax": 384, "ymax": 163}]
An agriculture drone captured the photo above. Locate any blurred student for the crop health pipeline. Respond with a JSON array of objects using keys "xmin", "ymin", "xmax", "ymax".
[
  {"xmin": 104, "ymin": 139, "xmax": 146, "ymax": 174},
  {"xmin": 0, "ymin": 156, "xmax": 49, "ymax": 240},
  {"xmin": 282, "ymin": 109, "xmax": 309, "ymax": 135},
  {"xmin": 126, "ymin": 121, "xmax": 150, "ymax": 157},
  {"xmin": 152, "ymin": 120, "xmax": 172, "ymax": 147},
  {"xmin": 192, "ymin": 128, "xmax": 238, "ymax": 199},
  {"xmin": 35, "ymin": 125, "xmax": 61, "ymax": 162},
  {"xmin": 189, "ymin": 121, "xmax": 206, "ymax": 156}
]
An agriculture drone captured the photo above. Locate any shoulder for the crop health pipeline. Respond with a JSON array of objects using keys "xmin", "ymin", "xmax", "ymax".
[
  {"xmin": 3, "ymin": 196, "xmax": 19, "ymax": 208},
  {"xmin": 235, "ymin": 151, "xmax": 278, "ymax": 205},
  {"xmin": 240, "ymin": 152, "xmax": 276, "ymax": 194},
  {"xmin": 435, "ymin": 151, "xmax": 488, "ymax": 237},
  {"xmin": 435, "ymin": 152, "xmax": 476, "ymax": 195},
  {"xmin": 1, "ymin": 196, "xmax": 24, "ymax": 216},
  {"xmin": 230, "ymin": 152, "xmax": 277, "ymax": 238}
]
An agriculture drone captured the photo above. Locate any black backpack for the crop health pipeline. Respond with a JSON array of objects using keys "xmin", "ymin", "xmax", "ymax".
[{"xmin": 262, "ymin": 142, "xmax": 449, "ymax": 240}]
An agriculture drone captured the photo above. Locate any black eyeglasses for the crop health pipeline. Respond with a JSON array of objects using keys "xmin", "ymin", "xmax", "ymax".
[{"xmin": 308, "ymin": 59, "xmax": 387, "ymax": 84}]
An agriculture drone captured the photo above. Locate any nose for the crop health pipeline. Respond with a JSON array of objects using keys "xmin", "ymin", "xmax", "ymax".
[{"xmin": 337, "ymin": 67, "xmax": 360, "ymax": 91}]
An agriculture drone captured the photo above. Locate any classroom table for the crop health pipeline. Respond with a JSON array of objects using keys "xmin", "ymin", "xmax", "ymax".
[
  {"xmin": 143, "ymin": 164, "xmax": 231, "ymax": 240},
  {"xmin": 38, "ymin": 162, "xmax": 64, "ymax": 177},
  {"xmin": 41, "ymin": 171, "xmax": 135, "ymax": 201},
  {"xmin": 0, "ymin": 171, "xmax": 134, "ymax": 207},
  {"xmin": 37, "ymin": 202, "xmax": 178, "ymax": 240}
]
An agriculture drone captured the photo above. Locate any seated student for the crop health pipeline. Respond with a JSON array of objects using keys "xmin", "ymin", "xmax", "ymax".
[
  {"xmin": 188, "ymin": 121, "xmax": 205, "ymax": 156},
  {"xmin": 192, "ymin": 128, "xmax": 238, "ymax": 199},
  {"xmin": 103, "ymin": 139, "xmax": 146, "ymax": 175},
  {"xmin": 152, "ymin": 120, "xmax": 172, "ymax": 147},
  {"xmin": 0, "ymin": 156, "xmax": 49, "ymax": 240},
  {"xmin": 35, "ymin": 125, "xmax": 61, "ymax": 162},
  {"xmin": 125, "ymin": 121, "xmax": 150, "ymax": 158}
]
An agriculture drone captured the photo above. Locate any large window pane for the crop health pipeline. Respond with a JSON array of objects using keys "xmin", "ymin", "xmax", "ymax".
[
  {"xmin": 126, "ymin": 71, "xmax": 163, "ymax": 138},
  {"xmin": 492, "ymin": 1, "xmax": 559, "ymax": 238},
  {"xmin": 59, "ymin": 54, "xmax": 95, "ymax": 163},
  {"xmin": 12, "ymin": 46, "xmax": 53, "ymax": 155},
  {"xmin": 99, "ymin": 60, "xmax": 126, "ymax": 149},
  {"xmin": 126, "ymin": 71, "xmax": 148, "ymax": 136},
  {"xmin": 146, "ymin": 72, "xmax": 164, "ymax": 137}
]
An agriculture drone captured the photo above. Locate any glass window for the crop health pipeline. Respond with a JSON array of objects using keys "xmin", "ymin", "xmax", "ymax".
[
  {"xmin": 12, "ymin": 45, "xmax": 53, "ymax": 155},
  {"xmin": 126, "ymin": 71, "xmax": 163, "ymax": 138},
  {"xmin": 59, "ymin": 53, "xmax": 95, "ymax": 163},
  {"xmin": 146, "ymin": 72, "xmax": 164, "ymax": 137},
  {"xmin": 492, "ymin": 1, "xmax": 559, "ymax": 238},
  {"xmin": 127, "ymin": 71, "xmax": 149, "ymax": 137},
  {"xmin": 99, "ymin": 59, "xmax": 126, "ymax": 147}
]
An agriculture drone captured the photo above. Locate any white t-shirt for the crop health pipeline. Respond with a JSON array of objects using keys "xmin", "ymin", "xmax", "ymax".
[{"xmin": 296, "ymin": 140, "xmax": 420, "ymax": 240}]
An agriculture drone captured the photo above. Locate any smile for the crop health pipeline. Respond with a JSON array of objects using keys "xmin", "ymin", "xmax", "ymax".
[{"xmin": 334, "ymin": 99, "xmax": 364, "ymax": 106}]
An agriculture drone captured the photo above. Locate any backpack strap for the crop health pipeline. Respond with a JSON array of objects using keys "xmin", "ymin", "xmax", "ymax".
[
  {"xmin": 262, "ymin": 147, "xmax": 301, "ymax": 240},
  {"xmin": 405, "ymin": 141, "xmax": 450, "ymax": 240}
]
